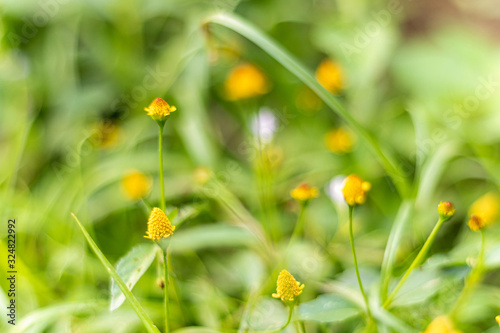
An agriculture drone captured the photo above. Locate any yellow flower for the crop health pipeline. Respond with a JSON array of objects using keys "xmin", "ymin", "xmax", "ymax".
[
  {"xmin": 144, "ymin": 97, "xmax": 177, "ymax": 122},
  {"xmin": 437, "ymin": 201, "xmax": 455, "ymax": 221},
  {"xmin": 496, "ymin": 315, "xmax": 500, "ymax": 327},
  {"xmin": 423, "ymin": 316, "xmax": 462, "ymax": 333},
  {"xmin": 122, "ymin": 170, "xmax": 152, "ymax": 200},
  {"xmin": 193, "ymin": 166, "xmax": 212, "ymax": 186},
  {"xmin": 92, "ymin": 121, "xmax": 122, "ymax": 149},
  {"xmin": 290, "ymin": 183, "xmax": 319, "ymax": 202},
  {"xmin": 224, "ymin": 63, "xmax": 270, "ymax": 100},
  {"xmin": 467, "ymin": 192, "xmax": 500, "ymax": 231},
  {"xmin": 272, "ymin": 269, "xmax": 304, "ymax": 302},
  {"xmin": 324, "ymin": 127, "xmax": 356, "ymax": 154},
  {"xmin": 315, "ymin": 59, "xmax": 343, "ymax": 94},
  {"xmin": 145, "ymin": 207, "xmax": 175, "ymax": 240},
  {"xmin": 295, "ymin": 87, "xmax": 322, "ymax": 113},
  {"xmin": 342, "ymin": 174, "xmax": 371, "ymax": 206}
]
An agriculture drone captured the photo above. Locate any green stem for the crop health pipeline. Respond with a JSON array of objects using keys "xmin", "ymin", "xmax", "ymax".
[
  {"xmin": 348, "ymin": 206, "xmax": 374, "ymax": 324},
  {"xmin": 383, "ymin": 217, "xmax": 445, "ymax": 309},
  {"xmin": 158, "ymin": 124, "xmax": 166, "ymax": 212},
  {"xmin": 289, "ymin": 202, "xmax": 308, "ymax": 246},
  {"xmin": 449, "ymin": 230, "xmax": 486, "ymax": 320},
  {"xmin": 162, "ymin": 248, "xmax": 170, "ymax": 333},
  {"xmin": 269, "ymin": 305, "xmax": 294, "ymax": 333}
]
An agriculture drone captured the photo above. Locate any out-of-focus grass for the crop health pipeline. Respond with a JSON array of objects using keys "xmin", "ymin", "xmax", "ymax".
[{"xmin": 2, "ymin": 0, "xmax": 500, "ymax": 332}]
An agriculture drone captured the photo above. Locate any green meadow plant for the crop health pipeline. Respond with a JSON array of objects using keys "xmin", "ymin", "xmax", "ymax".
[{"xmin": 56, "ymin": 8, "xmax": 500, "ymax": 333}]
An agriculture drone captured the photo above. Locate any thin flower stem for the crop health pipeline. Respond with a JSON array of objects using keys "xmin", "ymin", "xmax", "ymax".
[
  {"xmin": 450, "ymin": 230, "xmax": 486, "ymax": 320},
  {"xmin": 383, "ymin": 217, "xmax": 445, "ymax": 309},
  {"xmin": 158, "ymin": 124, "xmax": 166, "ymax": 212},
  {"xmin": 269, "ymin": 305, "xmax": 294, "ymax": 333},
  {"xmin": 162, "ymin": 248, "xmax": 170, "ymax": 333},
  {"xmin": 289, "ymin": 202, "xmax": 308, "ymax": 247},
  {"xmin": 348, "ymin": 206, "xmax": 374, "ymax": 324}
]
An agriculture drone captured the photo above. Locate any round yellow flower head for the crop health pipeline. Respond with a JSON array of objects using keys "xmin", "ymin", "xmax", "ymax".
[
  {"xmin": 437, "ymin": 201, "xmax": 455, "ymax": 221},
  {"xmin": 225, "ymin": 63, "xmax": 270, "ymax": 100},
  {"xmin": 290, "ymin": 183, "xmax": 319, "ymax": 202},
  {"xmin": 122, "ymin": 170, "xmax": 152, "ymax": 200},
  {"xmin": 467, "ymin": 192, "xmax": 500, "ymax": 231},
  {"xmin": 272, "ymin": 269, "xmax": 304, "ymax": 303},
  {"xmin": 315, "ymin": 59, "xmax": 343, "ymax": 94},
  {"xmin": 342, "ymin": 174, "xmax": 371, "ymax": 206},
  {"xmin": 496, "ymin": 315, "xmax": 500, "ymax": 327},
  {"xmin": 144, "ymin": 97, "xmax": 177, "ymax": 122},
  {"xmin": 324, "ymin": 127, "xmax": 356, "ymax": 154},
  {"xmin": 423, "ymin": 316, "xmax": 462, "ymax": 333},
  {"xmin": 145, "ymin": 207, "xmax": 175, "ymax": 240}
]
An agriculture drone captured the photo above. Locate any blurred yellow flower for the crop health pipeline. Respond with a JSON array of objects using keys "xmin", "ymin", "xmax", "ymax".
[
  {"xmin": 295, "ymin": 87, "xmax": 322, "ymax": 113},
  {"xmin": 224, "ymin": 63, "xmax": 269, "ymax": 100},
  {"xmin": 496, "ymin": 315, "xmax": 500, "ymax": 327},
  {"xmin": 342, "ymin": 174, "xmax": 371, "ymax": 206},
  {"xmin": 291, "ymin": 183, "xmax": 319, "ymax": 202},
  {"xmin": 467, "ymin": 192, "xmax": 500, "ymax": 231},
  {"xmin": 122, "ymin": 170, "xmax": 152, "ymax": 200},
  {"xmin": 437, "ymin": 201, "xmax": 455, "ymax": 220},
  {"xmin": 324, "ymin": 127, "xmax": 356, "ymax": 154},
  {"xmin": 272, "ymin": 269, "xmax": 304, "ymax": 302},
  {"xmin": 315, "ymin": 59, "xmax": 343, "ymax": 94},
  {"xmin": 92, "ymin": 121, "xmax": 122, "ymax": 149},
  {"xmin": 145, "ymin": 207, "xmax": 175, "ymax": 240},
  {"xmin": 423, "ymin": 316, "xmax": 461, "ymax": 333},
  {"xmin": 193, "ymin": 166, "xmax": 212, "ymax": 186},
  {"xmin": 145, "ymin": 97, "xmax": 176, "ymax": 122}
]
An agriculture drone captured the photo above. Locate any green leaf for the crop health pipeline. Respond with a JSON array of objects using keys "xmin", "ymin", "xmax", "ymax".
[
  {"xmin": 297, "ymin": 294, "xmax": 360, "ymax": 323},
  {"xmin": 171, "ymin": 327, "xmax": 221, "ymax": 333},
  {"xmin": 390, "ymin": 267, "xmax": 442, "ymax": 307},
  {"xmin": 169, "ymin": 224, "xmax": 258, "ymax": 253},
  {"xmin": 167, "ymin": 207, "xmax": 179, "ymax": 222},
  {"xmin": 72, "ymin": 213, "xmax": 161, "ymax": 333},
  {"xmin": 110, "ymin": 244, "xmax": 158, "ymax": 311}
]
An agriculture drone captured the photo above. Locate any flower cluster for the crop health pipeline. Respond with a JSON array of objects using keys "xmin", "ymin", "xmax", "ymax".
[
  {"xmin": 272, "ymin": 269, "xmax": 305, "ymax": 303},
  {"xmin": 342, "ymin": 174, "xmax": 371, "ymax": 206},
  {"xmin": 144, "ymin": 207, "xmax": 175, "ymax": 240},
  {"xmin": 291, "ymin": 183, "xmax": 319, "ymax": 202},
  {"xmin": 145, "ymin": 97, "xmax": 177, "ymax": 122}
]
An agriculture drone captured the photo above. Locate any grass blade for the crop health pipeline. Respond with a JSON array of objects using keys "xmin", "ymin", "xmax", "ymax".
[
  {"xmin": 205, "ymin": 12, "xmax": 409, "ymax": 197},
  {"xmin": 71, "ymin": 213, "xmax": 161, "ymax": 333}
]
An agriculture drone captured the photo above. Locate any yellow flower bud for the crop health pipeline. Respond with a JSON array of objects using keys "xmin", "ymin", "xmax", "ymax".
[
  {"xmin": 423, "ymin": 316, "xmax": 461, "ymax": 333},
  {"xmin": 290, "ymin": 183, "xmax": 319, "ymax": 202},
  {"xmin": 272, "ymin": 269, "xmax": 304, "ymax": 303},
  {"xmin": 315, "ymin": 59, "xmax": 343, "ymax": 94},
  {"xmin": 342, "ymin": 174, "xmax": 371, "ymax": 206},
  {"xmin": 437, "ymin": 201, "xmax": 455, "ymax": 221},
  {"xmin": 122, "ymin": 170, "xmax": 152, "ymax": 201},
  {"xmin": 496, "ymin": 315, "xmax": 500, "ymax": 327},
  {"xmin": 324, "ymin": 127, "xmax": 356, "ymax": 154},
  {"xmin": 144, "ymin": 97, "xmax": 177, "ymax": 122},
  {"xmin": 145, "ymin": 207, "xmax": 175, "ymax": 240},
  {"xmin": 224, "ymin": 63, "xmax": 270, "ymax": 100},
  {"xmin": 467, "ymin": 192, "xmax": 500, "ymax": 231}
]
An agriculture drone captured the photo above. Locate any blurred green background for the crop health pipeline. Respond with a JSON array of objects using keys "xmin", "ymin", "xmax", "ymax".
[{"xmin": 2, "ymin": 0, "xmax": 500, "ymax": 332}]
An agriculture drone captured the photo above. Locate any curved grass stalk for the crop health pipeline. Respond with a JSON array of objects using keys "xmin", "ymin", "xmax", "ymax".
[
  {"xmin": 383, "ymin": 217, "xmax": 446, "ymax": 309},
  {"xmin": 72, "ymin": 213, "xmax": 161, "ymax": 333},
  {"xmin": 204, "ymin": 12, "xmax": 409, "ymax": 198},
  {"xmin": 348, "ymin": 206, "xmax": 374, "ymax": 326}
]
